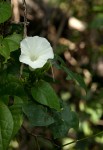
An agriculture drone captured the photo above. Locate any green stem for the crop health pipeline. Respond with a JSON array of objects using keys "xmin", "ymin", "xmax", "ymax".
[{"xmin": 61, "ymin": 130, "xmax": 103, "ymax": 147}]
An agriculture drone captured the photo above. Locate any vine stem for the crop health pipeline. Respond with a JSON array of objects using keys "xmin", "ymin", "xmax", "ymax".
[
  {"xmin": 61, "ymin": 130, "xmax": 103, "ymax": 148},
  {"xmin": 22, "ymin": 0, "xmax": 28, "ymax": 38},
  {"xmin": 50, "ymin": 62, "xmax": 55, "ymax": 82},
  {"xmin": 20, "ymin": 0, "xmax": 28, "ymax": 77}
]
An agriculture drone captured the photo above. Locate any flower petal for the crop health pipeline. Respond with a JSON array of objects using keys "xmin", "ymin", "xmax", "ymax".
[
  {"xmin": 20, "ymin": 38, "xmax": 30, "ymax": 55},
  {"xmin": 19, "ymin": 36, "xmax": 54, "ymax": 69},
  {"xmin": 35, "ymin": 37, "xmax": 54, "ymax": 57},
  {"xmin": 28, "ymin": 58, "xmax": 47, "ymax": 69},
  {"xmin": 39, "ymin": 48, "xmax": 54, "ymax": 60},
  {"xmin": 19, "ymin": 54, "xmax": 31, "ymax": 65},
  {"xmin": 23, "ymin": 36, "xmax": 42, "ymax": 56}
]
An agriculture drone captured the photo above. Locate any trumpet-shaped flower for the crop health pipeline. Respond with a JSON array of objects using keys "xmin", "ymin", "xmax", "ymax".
[{"xmin": 19, "ymin": 36, "xmax": 54, "ymax": 69}]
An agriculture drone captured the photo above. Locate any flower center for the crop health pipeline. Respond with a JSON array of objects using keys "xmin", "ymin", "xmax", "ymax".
[{"xmin": 30, "ymin": 56, "xmax": 38, "ymax": 61}]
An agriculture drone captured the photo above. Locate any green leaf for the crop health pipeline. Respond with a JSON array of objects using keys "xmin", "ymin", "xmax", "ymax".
[
  {"xmin": 23, "ymin": 102, "xmax": 55, "ymax": 126},
  {"xmin": 31, "ymin": 80, "xmax": 60, "ymax": 111},
  {"xmin": 0, "ymin": 39, "xmax": 10, "ymax": 60},
  {"xmin": 0, "ymin": 33, "xmax": 21, "ymax": 60},
  {"xmin": 50, "ymin": 102, "xmax": 79, "ymax": 138},
  {"xmin": 54, "ymin": 44, "xmax": 68, "ymax": 54},
  {"xmin": 9, "ymin": 96, "xmax": 23, "ymax": 138},
  {"xmin": 0, "ymin": 101, "xmax": 13, "ymax": 150},
  {"xmin": 0, "ymin": 2, "xmax": 11, "ymax": 24},
  {"xmin": 0, "ymin": 95, "xmax": 9, "ymax": 105},
  {"xmin": 65, "ymin": 68, "xmax": 87, "ymax": 91},
  {"xmin": 4, "ymin": 33, "xmax": 22, "ymax": 52},
  {"xmin": 54, "ymin": 55, "xmax": 87, "ymax": 92},
  {"xmin": 0, "ymin": 74, "xmax": 25, "ymax": 97}
]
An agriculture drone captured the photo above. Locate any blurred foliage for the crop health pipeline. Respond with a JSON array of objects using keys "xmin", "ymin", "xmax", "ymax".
[{"xmin": 46, "ymin": 0, "xmax": 103, "ymax": 149}]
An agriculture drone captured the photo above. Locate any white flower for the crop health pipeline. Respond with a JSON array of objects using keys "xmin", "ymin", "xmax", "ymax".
[{"xmin": 19, "ymin": 36, "xmax": 54, "ymax": 69}]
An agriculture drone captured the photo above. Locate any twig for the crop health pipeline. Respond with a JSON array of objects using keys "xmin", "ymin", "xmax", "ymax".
[{"xmin": 11, "ymin": 0, "xmax": 20, "ymax": 23}]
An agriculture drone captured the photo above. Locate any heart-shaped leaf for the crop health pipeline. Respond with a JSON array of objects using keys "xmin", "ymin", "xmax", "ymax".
[
  {"xmin": 0, "ymin": 101, "xmax": 13, "ymax": 150},
  {"xmin": 23, "ymin": 102, "xmax": 55, "ymax": 126},
  {"xmin": 0, "ymin": 2, "xmax": 11, "ymax": 24},
  {"xmin": 31, "ymin": 80, "xmax": 60, "ymax": 111},
  {"xmin": 9, "ymin": 96, "xmax": 23, "ymax": 138}
]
